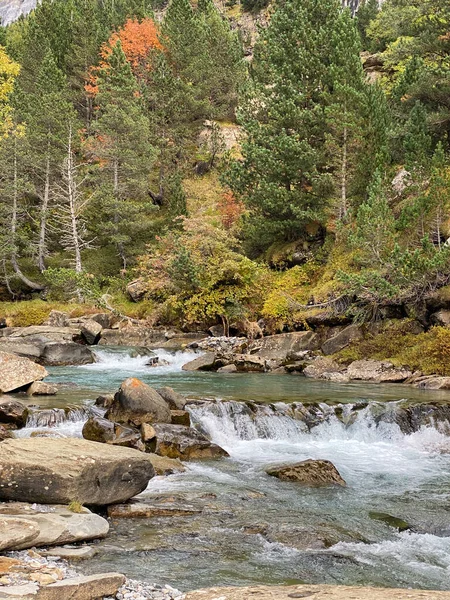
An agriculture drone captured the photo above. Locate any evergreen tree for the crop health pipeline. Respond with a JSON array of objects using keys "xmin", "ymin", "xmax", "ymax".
[
  {"xmin": 326, "ymin": 8, "xmax": 367, "ymax": 219},
  {"xmin": 403, "ymin": 101, "xmax": 432, "ymax": 172},
  {"xmin": 225, "ymin": 0, "xmax": 342, "ymax": 251},
  {"xmin": 89, "ymin": 40, "xmax": 154, "ymax": 269},
  {"xmin": 356, "ymin": 0, "xmax": 379, "ymax": 49}
]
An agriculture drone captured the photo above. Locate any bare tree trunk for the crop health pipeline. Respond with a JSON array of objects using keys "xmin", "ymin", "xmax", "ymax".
[
  {"xmin": 113, "ymin": 158, "xmax": 126, "ymax": 270},
  {"xmin": 66, "ymin": 125, "xmax": 83, "ymax": 273},
  {"xmin": 11, "ymin": 138, "xmax": 45, "ymax": 291},
  {"xmin": 340, "ymin": 125, "xmax": 348, "ymax": 220},
  {"xmin": 38, "ymin": 146, "xmax": 51, "ymax": 272}
]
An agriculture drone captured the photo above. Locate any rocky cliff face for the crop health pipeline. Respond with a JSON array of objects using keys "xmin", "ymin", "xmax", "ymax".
[{"xmin": 0, "ymin": 0, "xmax": 35, "ymax": 25}]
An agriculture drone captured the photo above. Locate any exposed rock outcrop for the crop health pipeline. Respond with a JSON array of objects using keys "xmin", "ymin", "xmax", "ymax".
[
  {"xmin": 182, "ymin": 352, "xmax": 217, "ymax": 371},
  {"xmin": 347, "ymin": 360, "xmax": 412, "ymax": 383},
  {"xmin": 0, "ymin": 438, "xmax": 155, "ymax": 505}
]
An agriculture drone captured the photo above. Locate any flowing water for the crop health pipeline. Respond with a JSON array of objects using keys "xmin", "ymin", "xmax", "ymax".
[{"xmin": 17, "ymin": 346, "xmax": 450, "ymax": 592}]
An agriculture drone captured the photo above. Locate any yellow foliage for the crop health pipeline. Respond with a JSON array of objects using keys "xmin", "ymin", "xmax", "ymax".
[{"xmin": 0, "ymin": 45, "xmax": 20, "ymax": 138}]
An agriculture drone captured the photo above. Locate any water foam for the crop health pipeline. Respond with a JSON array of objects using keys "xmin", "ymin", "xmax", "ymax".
[{"xmin": 88, "ymin": 347, "xmax": 195, "ymax": 374}]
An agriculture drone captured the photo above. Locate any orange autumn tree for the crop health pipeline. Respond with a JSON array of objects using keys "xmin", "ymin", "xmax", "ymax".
[{"xmin": 86, "ymin": 18, "xmax": 162, "ymax": 95}]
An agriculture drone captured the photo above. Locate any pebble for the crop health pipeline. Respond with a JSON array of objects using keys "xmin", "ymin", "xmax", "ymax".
[{"xmin": 108, "ymin": 578, "xmax": 185, "ymax": 600}]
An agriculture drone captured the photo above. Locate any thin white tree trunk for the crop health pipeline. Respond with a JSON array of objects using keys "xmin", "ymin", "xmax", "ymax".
[
  {"xmin": 38, "ymin": 144, "xmax": 51, "ymax": 272},
  {"xmin": 66, "ymin": 124, "xmax": 83, "ymax": 272}
]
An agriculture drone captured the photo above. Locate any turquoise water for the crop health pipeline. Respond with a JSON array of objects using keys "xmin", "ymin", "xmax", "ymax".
[{"xmin": 24, "ymin": 347, "xmax": 450, "ymax": 592}]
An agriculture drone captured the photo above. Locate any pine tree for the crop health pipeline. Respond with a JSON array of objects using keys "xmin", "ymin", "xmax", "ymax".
[
  {"xmin": 89, "ymin": 40, "xmax": 153, "ymax": 269},
  {"xmin": 356, "ymin": 0, "xmax": 379, "ymax": 49},
  {"xmin": 403, "ymin": 101, "xmax": 432, "ymax": 172},
  {"xmin": 326, "ymin": 8, "xmax": 367, "ymax": 219},
  {"xmin": 225, "ymin": 0, "xmax": 342, "ymax": 251},
  {"xmin": 17, "ymin": 50, "xmax": 74, "ymax": 272}
]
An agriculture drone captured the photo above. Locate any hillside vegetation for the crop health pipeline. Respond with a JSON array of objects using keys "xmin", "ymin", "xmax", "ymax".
[{"xmin": 0, "ymin": 0, "xmax": 449, "ymax": 337}]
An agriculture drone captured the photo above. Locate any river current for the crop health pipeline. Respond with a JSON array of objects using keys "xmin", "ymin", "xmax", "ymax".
[{"xmin": 16, "ymin": 346, "xmax": 450, "ymax": 592}]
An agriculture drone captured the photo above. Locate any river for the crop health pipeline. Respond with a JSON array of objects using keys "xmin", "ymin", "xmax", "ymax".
[{"xmin": 15, "ymin": 346, "xmax": 450, "ymax": 592}]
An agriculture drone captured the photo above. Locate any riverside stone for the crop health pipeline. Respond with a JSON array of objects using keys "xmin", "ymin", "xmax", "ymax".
[
  {"xmin": 347, "ymin": 360, "xmax": 412, "ymax": 382},
  {"xmin": 146, "ymin": 454, "xmax": 186, "ymax": 475},
  {"xmin": 26, "ymin": 381, "xmax": 58, "ymax": 396},
  {"xmin": 154, "ymin": 424, "xmax": 229, "ymax": 460},
  {"xmin": 37, "ymin": 572, "xmax": 125, "ymax": 600},
  {"xmin": 184, "ymin": 584, "xmax": 450, "ymax": 600},
  {"xmin": 170, "ymin": 410, "xmax": 191, "ymax": 426},
  {"xmin": 0, "ymin": 438, "xmax": 155, "ymax": 505},
  {"xmin": 108, "ymin": 502, "xmax": 201, "ymax": 518},
  {"xmin": 0, "ymin": 518, "xmax": 40, "ymax": 551},
  {"xmin": 0, "ymin": 424, "xmax": 13, "ymax": 441},
  {"xmin": 156, "ymin": 387, "xmax": 187, "ymax": 410},
  {"xmin": 40, "ymin": 342, "xmax": 94, "ymax": 366},
  {"xmin": 303, "ymin": 357, "xmax": 342, "ymax": 379},
  {"xmin": 80, "ymin": 319, "xmax": 102, "ymax": 345},
  {"xmin": 106, "ymin": 378, "xmax": 172, "ymax": 426},
  {"xmin": 321, "ymin": 324, "xmax": 364, "ymax": 355},
  {"xmin": 266, "ymin": 459, "xmax": 346, "ymax": 487},
  {"xmin": 248, "ymin": 331, "xmax": 319, "ymax": 361},
  {"xmin": 0, "ymin": 398, "xmax": 27, "ymax": 426},
  {"xmin": 0, "ymin": 352, "xmax": 48, "ymax": 393},
  {"xmin": 181, "ymin": 353, "xmax": 217, "ymax": 371}
]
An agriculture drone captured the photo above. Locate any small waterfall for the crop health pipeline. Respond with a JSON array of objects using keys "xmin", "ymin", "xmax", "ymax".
[
  {"xmin": 25, "ymin": 404, "xmax": 103, "ymax": 429},
  {"xmin": 188, "ymin": 399, "xmax": 450, "ymax": 448},
  {"xmin": 89, "ymin": 347, "xmax": 196, "ymax": 374}
]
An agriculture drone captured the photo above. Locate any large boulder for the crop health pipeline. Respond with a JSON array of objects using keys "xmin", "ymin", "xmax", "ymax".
[
  {"xmin": 303, "ymin": 357, "xmax": 344, "ymax": 380},
  {"xmin": 82, "ymin": 416, "xmax": 115, "ymax": 443},
  {"xmin": 106, "ymin": 378, "xmax": 172, "ymax": 426},
  {"xmin": 321, "ymin": 324, "xmax": 364, "ymax": 355},
  {"xmin": 126, "ymin": 278, "xmax": 149, "ymax": 301},
  {"xmin": 0, "ymin": 438, "xmax": 155, "ymax": 505},
  {"xmin": 44, "ymin": 311, "xmax": 70, "ymax": 327},
  {"xmin": 80, "ymin": 319, "xmax": 103, "ymax": 345},
  {"xmin": 156, "ymin": 386, "xmax": 187, "ymax": 410},
  {"xmin": 266, "ymin": 459, "xmax": 346, "ymax": 487},
  {"xmin": 182, "ymin": 352, "xmax": 217, "ymax": 371},
  {"xmin": 40, "ymin": 342, "xmax": 94, "ymax": 366},
  {"xmin": 0, "ymin": 352, "xmax": 48, "ymax": 394},
  {"xmin": 347, "ymin": 360, "xmax": 412, "ymax": 383},
  {"xmin": 248, "ymin": 331, "xmax": 319, "ymax": 361},
  {"xmin": 153, "ymin": 424, "xmax": 229, "ymax": 460},
  {"xmin": 37, "ymin": 573, "xmax": 125, "ymax": 600},
  {"xmin": 0, "ymin": 503, "xmax": 109, "ymax": 550}
]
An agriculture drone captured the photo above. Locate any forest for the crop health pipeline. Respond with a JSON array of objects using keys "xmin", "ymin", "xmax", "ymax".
[{"xmin": 0, "ymin": 0, "xmax": 449, "ymax": 339}]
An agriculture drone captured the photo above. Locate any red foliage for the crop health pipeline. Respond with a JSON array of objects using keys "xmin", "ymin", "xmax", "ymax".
[
  {"xmin": 85, "ymin": 18, "xmax": 163, "ymax": 96},
  {"xmin": 217, "ymin": 190, "xmax": 245, "ymax": 230}
]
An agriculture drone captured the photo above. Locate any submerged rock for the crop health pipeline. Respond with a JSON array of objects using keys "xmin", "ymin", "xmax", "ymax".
[
  {"xmin": 368, "ymin": 511, "xmax": 410, "ymax": 532},
  {"xmin": 266, "ymin": 459, "xmax": 346, "ymax": 487},
  {"xmin": 153, "ymin": 424, "xmax": 229, "ymax": 460},
  {"xmin": 0, "ymin": 352, "xmax": 48, "ymax": 394},
  {"xmin": 26, "ymin": 381, "xmax": 58, "ymax": 396},
  {"xmin": 106, "ymin": 378, "xmax": 172, "ymax": 426},
  {"xmin": 0, "ymin": 438, "xmax": 155, "ymax": 505}
]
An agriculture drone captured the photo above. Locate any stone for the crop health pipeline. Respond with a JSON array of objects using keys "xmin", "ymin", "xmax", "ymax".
[
  {"xmin": 127, "ymin": 278, "xmax": 149, "ymax": 301},
  {"xmin": 44, "ymin": 311, "xmax": 70, "ymax": 328},
  {"xmin": 99, "ymin": 328, "xmax": 167, "ymax": 347},
  {"xmin": 0, "ymin": 438, "xmax": 155, "ymax": 505},
  {"xmin": 0, "ymin": 352, "xmax": 48, "ymax": 393},
  {"xmin": 0, "ymin": 425, "xmax": 13, "ymax": 441},
  {"xmin": 413, "ymin": 376, "xmax": 450, "ymax": 390},
  {"xmin": 234, "ymin": 354, "xmax": 267, "ymax": 372},
  {"xmin": 140, "ymin": 423, "xmax": 156, "ymax": 442},
  {"xmin": 303, "ymin": 357, "xmax": 342, "ymax": 379},
  {"xmin": 80, "ymin": 320, "xmax": 102, "ymax": 345},
  {"xmin": 170, "ymin": 410, "xmax": 191, "ymax": 426},
  {"xmin": 0, "ymin": 517, "xmax": 40, "ymax": 551},
  {"xmin": 40, "ymin": 342, "xmax": 94, "ymax": 366},
  {"xmin": 266, "ymin": 459, "xmax": 346, "ymax": 487},
  {"xmin": 248, "ymin": 331, "xmax": 319, "ymax": 361},
  {"xmin": 184, "ymin": 584, "xmax": 450, "ymax": 600},
  {"xmin": 156, "ymin": 386, "xmax": 187, "ymax": 410},
  {"xmin": 29, "ymin": 573, "xmax": 58, "ymax": 586},
  {"xmin": 26, "ymin": 381, "xmax": 58, "ymax": 396},
  {"xmin": 0, "ymin": 398, "xmax": 27, "ymax": 426},
  {"xmin": 321, "ymin": 324, "xmax": 364, "ymax": 355},
  {"xmin": 154, "ymin": 424, "xmax": 229, "ymax": 460},
  {"xmin": 0, "ymin": 583, "xmax": 39, "ymax": 599},
  {"xmin": 109, "ymin": 424, "xmax": 144, "ymax": 452},
  {"xmin": 368, "ymin": 512, "xmax": 410, "ymax": 532},
  {"xmin": 106, "ymin": 378, "xmax": 172, "ymax": 426},
  {"xmin": 146, "ymin": 454, "xmax": 186, "ymax": 476},
  {"xmin": 0, "ymin": 557, "xmax": 21, "ymax": 575},
  {"xmin": 107, "ymin": 501, "xmax": 201, "ymax": 518},
  {"xmin": 305, "ymin": 311, "xmax": 351, "ymax": 329},
  {"xmin": 82, "ymin": 416, "xmax": 115, "ymax": 443},
  {"xmin": 88, "ymin": 313, "xmax": 113, "ymax": 329},
  {"xmin": 347, "ymin": 360, "xmax": 412, "ymax": 383},
  {"xmin": 181, "ymin": 352, "xmax": 217, "ymax": 371},
  {"xmin": 217, "ymin": 364, "xmax": 237, "ymax": 373},
  {"xmin": 95, "ymin": 394, "xmax": 114, "ymax": 408},
  {"xmin": 37, "ymin": 573, "xmax": 125, "ymax": 600},
  {"xmin": 430, "ymin": 310, "xmax": 450, "ymax": 327},
  {"xmin": 39, "ymin": 546, "xmax": 98, "ymax": 560}
]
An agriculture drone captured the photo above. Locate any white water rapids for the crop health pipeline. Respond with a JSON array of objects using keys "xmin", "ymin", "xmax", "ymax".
[{"xmin": 21, "ymin": 345, "xmax": 450, "ymax": 590}]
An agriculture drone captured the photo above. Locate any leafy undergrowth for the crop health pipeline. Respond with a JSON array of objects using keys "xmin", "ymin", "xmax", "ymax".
[
  {"xmin": 0, "ymin": 300, "xmax": 98, "ymax": 327},
  {"xmin": 336, "ymin": 322, "xmax": 450, "ymax": 376}
]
